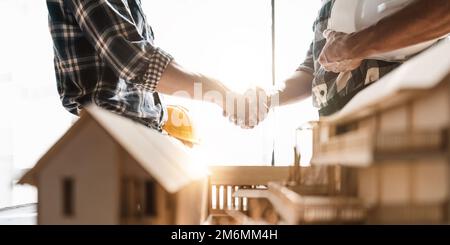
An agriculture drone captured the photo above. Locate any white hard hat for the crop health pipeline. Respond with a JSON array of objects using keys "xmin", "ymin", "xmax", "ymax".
[{"xmin": 329, "ymin": 0, "xmax": 443, "ymax": 61}]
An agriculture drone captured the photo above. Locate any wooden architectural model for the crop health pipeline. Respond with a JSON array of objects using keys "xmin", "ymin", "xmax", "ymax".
[
  {"xmin": 312, "ymin": 40, "xmax": 450, "ymax": 224},
  {"xmin": 204, "ymin": 166, "xmax": 289, "ymax": 224},
  {"xmin": 19, "ymin": 106, "xmax": 207, "ymax": 225},
  {"xmin": 206, "ymin": 165, "xmax": 365, "ymax": 225},
  {"xmin": 204, "ymin": 41, "xmax": 450, "ymax": 225}
]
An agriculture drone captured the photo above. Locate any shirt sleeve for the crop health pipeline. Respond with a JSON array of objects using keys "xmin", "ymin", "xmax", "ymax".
[
  {"xmin": 296, "ymin": 42, "xmax": 315, "ymax": 75},
  {"xmin": 67, "ymin": 0, "xmax": 173, "ymax": 91}
]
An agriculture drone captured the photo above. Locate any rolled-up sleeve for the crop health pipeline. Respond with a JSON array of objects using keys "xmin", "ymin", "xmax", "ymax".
[
  {"xmin": 67, "ymin": 0, "xmax": 173, "ymax": 91},
  {"xmin": 296, "ymin": 42, "xmax": 315, "ymax": 75}
]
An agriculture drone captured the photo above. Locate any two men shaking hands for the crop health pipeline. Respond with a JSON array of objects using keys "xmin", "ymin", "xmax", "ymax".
[{"xmin": 48, "ymin": 0, "xmax": 450, "ymax": 131}]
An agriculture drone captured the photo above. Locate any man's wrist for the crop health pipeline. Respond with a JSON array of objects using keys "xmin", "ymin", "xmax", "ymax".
[
  {"xmin": 346, "ymin": 31, "xmax": 377, "ymax": 60},
  {"xmin": 196, "ymin": 74, "xmax": 230, "ymax": 109},
  {"xmin": 266, "ymin": 92, "xmax": 279, "ymax": 110}
]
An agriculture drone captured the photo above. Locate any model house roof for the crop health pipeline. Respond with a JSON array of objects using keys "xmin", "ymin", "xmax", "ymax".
[
  {"xmin": 19, "ymin": 105, "xmax": 207, "ymax": 193},
  {"xmin": 326, "ymin": 39, "xmax": 450, "ymax": 123}
]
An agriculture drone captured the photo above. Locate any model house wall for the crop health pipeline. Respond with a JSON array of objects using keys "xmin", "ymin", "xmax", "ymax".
[
  {"xmin": 358, "ymin": 160, "xmax": 449, "ymax": 224},
  {"xmin": 38, "ymin": 119, "xmax": 120, "ymax": 225},
  {"xmin": 119, "ymin": 153, "xmax": 173, "ymax": 224},
  {"xmin": 173, "ymin": 179, "xmax": 208, "ymax": 225}
]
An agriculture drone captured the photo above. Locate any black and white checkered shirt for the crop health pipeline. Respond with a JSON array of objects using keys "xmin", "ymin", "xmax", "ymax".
[{"xmin": 47, "ymin": 0, "xmax": 173, "ymax": 129}]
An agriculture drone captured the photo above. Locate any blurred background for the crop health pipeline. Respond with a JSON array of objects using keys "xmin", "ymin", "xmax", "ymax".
[{"xmin": 0, "ymin": 0, "xmax": 321, "ymax": 209}]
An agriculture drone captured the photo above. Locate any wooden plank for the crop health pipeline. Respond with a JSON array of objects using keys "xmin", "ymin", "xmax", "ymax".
[
  {"xmin": 266, "ymin": 182, "xmax": 365, "ymax": 224},
  {"xmin": 215, "ymin": 185, "xmax": 220, "ymax": 210},
  {"xmin": 207, "ymin": 178, "xmax": 213, "ymax": 214},
  {"xmin": 208, "ymin": 166, "xmax": 290, "ymax": 186},
  {"xmin": 447, "ymin": 79, "xmax": 450, "ymax": 222},
  {"xmin": 223, "ymin": 185, "xmax": 229, "ymax": 210},
  {"xmin": 235, "ymin": 186, "xmax": 241, "ymax": 210},
  {"xmin": 233, "ymin": 189, "xmax": 269, "ymax": 198}
]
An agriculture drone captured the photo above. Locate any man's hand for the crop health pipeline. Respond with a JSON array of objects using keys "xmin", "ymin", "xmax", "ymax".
[
  {"xmin": 318, "ymin": 30, "xmax": 364, "ymax": 73},
  {"xmin": 223, "ymin": 87, "xmax": 270, "ymax": 129},
  {"xmin": 319, "ymin": 0, "xmax": 450, "ymax": 73}
]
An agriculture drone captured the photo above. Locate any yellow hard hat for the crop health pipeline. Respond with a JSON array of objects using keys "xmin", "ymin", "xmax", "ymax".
[{"xmin": 163, "ymin": 105, "xmax": 200, "ymax": 147}]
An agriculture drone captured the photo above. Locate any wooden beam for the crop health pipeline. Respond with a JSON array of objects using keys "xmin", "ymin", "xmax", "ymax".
[
  {"xmin": 447, "ymin": 79, "xmax": 450, "ymax": 222},
  {"xmin": 215, "ymin": 185, "xmax": 220, "ymax": 210},
  {"xmin": 208, "ymin": 166, "xmax": 290, "ymax": 186},
  {"xmin": 223, "ymin": 186, "xmax": 229, "ymax": 210}
]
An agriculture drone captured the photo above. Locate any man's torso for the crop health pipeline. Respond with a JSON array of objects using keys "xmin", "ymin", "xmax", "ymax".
[
  {"xmin": 310, "ymin": 0, "xmax": 402, "ymax": 116},
  {"xmin": 47, "ymin": 0, "xmax": 165, "ymax": 129}
]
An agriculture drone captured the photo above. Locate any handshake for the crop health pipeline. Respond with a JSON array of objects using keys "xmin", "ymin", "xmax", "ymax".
[{"xmin": 222, "ymin": 87, "xmax": 276, "ymax": 129}]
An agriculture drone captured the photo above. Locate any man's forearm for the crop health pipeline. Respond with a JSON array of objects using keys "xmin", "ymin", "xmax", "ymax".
[
  {"xmin": 159, "ymin": 62, "xmax": 314, "ymax": 112},
  {"xmin": 157, "ymin": 61, "xmax": 230, "ymax": 107},
  {"xmin": 276, "ymin": 70, "xmax": 314, "ymax": 107},
  {"xmin": 349, "ymin": 0, "xmax": 450, "ymax": 59}
]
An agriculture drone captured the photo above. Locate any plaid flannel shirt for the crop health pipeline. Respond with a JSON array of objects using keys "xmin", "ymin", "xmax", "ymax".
[
  {"xmin": 47, "ymin": 0, "xmax": 173, "ymax": 129},
  {"xmin": 298, "ymin": 0, "xmax": 402, "ymax": 116}
]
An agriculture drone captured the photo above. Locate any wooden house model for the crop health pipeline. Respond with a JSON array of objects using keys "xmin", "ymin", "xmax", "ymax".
[
  {"xmin": 19, "ymin": 105, "xmax": 208, "ymax": 225},
  {"xmin": 206, "ymin": 165, "xmax": 365, "ymax": 225},
  {"xmin": 204, "ymin": 41, "xmax": 450, "ymax": 225},
  {"xmin": 311, "ymin": 40, "xmax": 450, "ymax": 224}
]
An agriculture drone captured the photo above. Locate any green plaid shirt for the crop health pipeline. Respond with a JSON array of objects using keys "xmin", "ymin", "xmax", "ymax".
[{"xmin": 298, "ymin": 0, "xmax": 402, "ymax": 116}]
